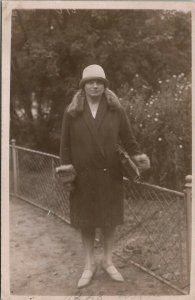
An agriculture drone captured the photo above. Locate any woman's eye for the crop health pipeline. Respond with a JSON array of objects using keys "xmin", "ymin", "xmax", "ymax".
[{"xmin": 92, "ymin": 81, "xmax": 102, "ymax": 85}]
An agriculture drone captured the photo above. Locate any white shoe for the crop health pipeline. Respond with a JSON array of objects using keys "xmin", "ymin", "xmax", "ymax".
[
  {"xmin": 77, "ymin": 266, "xmax": 97, "ymax": 289},
  {"xmin": 102, "ymin": 262, "xmax": 124, "ymax": 282}
]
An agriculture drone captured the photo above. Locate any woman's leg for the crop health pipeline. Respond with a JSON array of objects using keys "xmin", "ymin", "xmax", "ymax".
[
  {"xmin": 81, "ymin": 227, "xmax": 96, "ymax": 269},
  {"xmin": 102, "ymin": 226, "xmax": 115, "ymax": 265},
  {"xmin": 78, "ymin": 227, "xmax": 96, "ymax": 288},
  {"xmin": 102, "ymin": 226, "xmax": 124, "ymax": 282}
]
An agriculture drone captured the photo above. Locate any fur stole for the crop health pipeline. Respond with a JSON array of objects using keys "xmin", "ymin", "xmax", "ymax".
[{"xmin": 67, "ymin": 88, "xmax": 121, "ymax": 117}]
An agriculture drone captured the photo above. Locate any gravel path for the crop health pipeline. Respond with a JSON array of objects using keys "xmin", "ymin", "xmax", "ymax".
[{"xmin": 10, "ymin": 197, "xmax": 178, "ymax": 296}]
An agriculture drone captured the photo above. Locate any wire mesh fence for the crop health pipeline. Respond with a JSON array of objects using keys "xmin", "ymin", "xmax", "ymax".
[
  {"xmin": 115, "ymin": 181, "xmax": 189, "ymax": 293},
  {"xmin": 10, "ymin": 145, "xmax": 70, "ymax": 223},
  {"xmin": 9, "ymin": 143, "xmax": 190, "ymax": 294}
]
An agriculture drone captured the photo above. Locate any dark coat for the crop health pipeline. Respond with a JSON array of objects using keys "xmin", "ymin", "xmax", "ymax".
[{"xmin": 60, "ymin": 88, "xmax": 141, "ymax": 229}]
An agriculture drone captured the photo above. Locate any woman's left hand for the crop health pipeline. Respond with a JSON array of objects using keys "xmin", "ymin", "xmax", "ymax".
[{"xmin": 132, "ymin": 154, "xmax": 150, "ymax": 172}]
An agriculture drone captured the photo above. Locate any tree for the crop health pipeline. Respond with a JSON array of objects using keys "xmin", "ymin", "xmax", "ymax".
[{"xmin": 10, "ymin": 9, "xmax": 191, "ymax": 188}]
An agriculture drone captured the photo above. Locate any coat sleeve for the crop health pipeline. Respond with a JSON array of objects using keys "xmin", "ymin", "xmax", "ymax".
[
  {"xmin": 59, "ymin": 109, "xmax": 72, "ymax": 165},
  {"xmin": 119, "ymin": 107, "xmax": 141, "ymax": 156}
]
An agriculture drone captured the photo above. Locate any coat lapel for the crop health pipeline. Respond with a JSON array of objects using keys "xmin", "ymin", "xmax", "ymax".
[
  {"xmin": 94, "ymin": 96, "xmax": 108, "ymax": 130},
  {"xmin": 83, "ymin": 100, "xmax": 105, "ymax": 158}
]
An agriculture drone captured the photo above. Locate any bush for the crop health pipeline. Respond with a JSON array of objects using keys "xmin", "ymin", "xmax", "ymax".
[{"xmin": 118, "ymin": 74, "xmax": 191, "ymax": 190}]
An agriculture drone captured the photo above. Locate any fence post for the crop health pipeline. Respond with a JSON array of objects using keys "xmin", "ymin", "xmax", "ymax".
[
  {"xmin": 11, "ymin": 139, "xmax": 18, "ymax": 195},
  {"xmin": 184, "ymin": 174, "xmax": 192, "ymax": 281}
]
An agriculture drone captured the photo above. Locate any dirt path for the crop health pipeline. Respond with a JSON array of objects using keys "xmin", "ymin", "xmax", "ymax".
[{"xmin": 10, "ymin": 197, "xmax": 178, "ymax": 296}]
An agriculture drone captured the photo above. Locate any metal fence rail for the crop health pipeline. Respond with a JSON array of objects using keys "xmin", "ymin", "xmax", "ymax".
[
  {"xmin": 115, "ymin": 180, "xmax": 188, "ymax": 293},
  {"xmin": 10, "ymin": 144, "xmax": 70, "ymax": 223},
  {"xmin": 9, "ymin": 141, "xmax": 191, "ymax": 294}
]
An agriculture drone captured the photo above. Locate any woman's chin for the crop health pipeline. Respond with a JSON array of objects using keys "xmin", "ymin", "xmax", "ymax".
[{"xmin": 90, "ymin": 92, "xmax": 103, "ymax": 98}]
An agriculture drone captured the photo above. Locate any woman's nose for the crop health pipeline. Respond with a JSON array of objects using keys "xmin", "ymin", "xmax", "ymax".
[{"xmin": 93, "ymin": 82, "xmax": 98, "ymax": 87}]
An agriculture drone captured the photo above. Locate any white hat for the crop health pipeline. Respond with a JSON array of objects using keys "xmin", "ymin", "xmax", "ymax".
[{"xmin": 79, "ymin": 64, "xmax": 109, "ymax": 88}]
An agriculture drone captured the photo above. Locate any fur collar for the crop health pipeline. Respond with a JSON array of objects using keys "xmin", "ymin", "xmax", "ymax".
[{"xmin": 67, "ymin": 88, "xmax": 121, "ymax": 117}]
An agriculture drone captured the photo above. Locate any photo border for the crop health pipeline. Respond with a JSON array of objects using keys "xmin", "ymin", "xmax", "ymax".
[{"xmin": 2, "ymin": 1, "xmax": 195, "ymax": 300}]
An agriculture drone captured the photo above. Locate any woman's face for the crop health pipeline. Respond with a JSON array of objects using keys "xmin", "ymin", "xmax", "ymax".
[{"xmin": 84, "ymin": 79, "xmax": 105, "ymax": 99}]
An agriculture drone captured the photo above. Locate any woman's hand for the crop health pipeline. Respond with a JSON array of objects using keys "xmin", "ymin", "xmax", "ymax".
[
  {"xmin": 55, "ymin": 164, "xmax": 76, "ymax": 190},
  {"xmin": 132, "ymin": 154, "xmax": 150, "ymax": 172},
  {"xmin": 63, "ymin": 182, "xmax": 75, "ymax": 192}
]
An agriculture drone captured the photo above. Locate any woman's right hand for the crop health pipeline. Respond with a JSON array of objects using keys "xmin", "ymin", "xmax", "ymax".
[
  {"xmin": 56, "ymin": 164, "xmax": 76, "ymax": 183},
  {"xmin": 63, "ymin": 182, "xmax": 75, "ymax": 192}
]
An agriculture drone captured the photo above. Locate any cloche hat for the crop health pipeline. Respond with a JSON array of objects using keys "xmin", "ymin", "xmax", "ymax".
[{"xmin": 79, "ymin": 64, "xmax": 109, "ymax": 88}]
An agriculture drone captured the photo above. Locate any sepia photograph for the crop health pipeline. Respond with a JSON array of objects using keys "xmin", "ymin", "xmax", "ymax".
[{"xmin": 2, "ymin": 1, "xmax": 194, "ymax": 299}]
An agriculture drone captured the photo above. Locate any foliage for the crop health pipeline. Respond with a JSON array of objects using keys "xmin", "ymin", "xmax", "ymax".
[
  {"xmin": 10, "ymin": 9, "xmax": 191, "ymax": 189},
  {"xmin": 118, "ymin": 74, "xmax": 191, "ymax": 190}
]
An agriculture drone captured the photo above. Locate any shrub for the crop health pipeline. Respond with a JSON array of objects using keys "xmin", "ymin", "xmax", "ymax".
[{"xmin": 118, "ymin": 74, "xmax": 191, "ymax": 190}]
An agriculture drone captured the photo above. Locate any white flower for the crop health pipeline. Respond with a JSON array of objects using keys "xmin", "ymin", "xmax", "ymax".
[
  {"xmin": 130, "ymin": 88, "xmax": 134, "ymax": 91},
  {"xmin": 146, "ymin": 103, "xmax": 149, "ymax": 106},
  {"xmin": 173, "ymin": 75, "xmax": 177, "ymax": 78},
  {"xmin": 147, "ymin": 114, "xmax": 151, "ymax": 118},
  {"xmin": 179, "ymin": 91, "xmax": 182, "ymax": 94},
  {"xmin": 166, "ymin": 79, "xmax": 170, "ymax": 83},
  {"xmin": 150, "ymin": 101, "xmax": 153, "ymax": 105},
  {"xmin": 155, "ymin": 112, "xmax": 159, "ymax": 116},
  {"xmin": 139, "ymin": 123, "xmax": 143, "ymax": 127},
  {"xmin": 50, "ymin": 25, "xmax": 54, "ymax": 30},
  {"xmin": 136, "ymin": 74, "xmax": 139, "ymax": 77},
  {"xmin": 179, "ymin": 145, "xmax": 183, "ymax": 149},
  {"xmin": 158, "ymin": 80, "xmax": 162, "ymax": 84},
  {"xmin": 154, "ymin": 118, "xmax": 159, "ymax": 122},
  {"xmin": 158, "ymin": 137, "xmax": 162, "ymax": 141}
]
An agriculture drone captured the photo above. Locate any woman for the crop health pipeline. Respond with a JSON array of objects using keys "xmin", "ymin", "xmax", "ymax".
[{"xmin": 60, "ymin": 64, "xmax": 148, "ymax": 288}]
